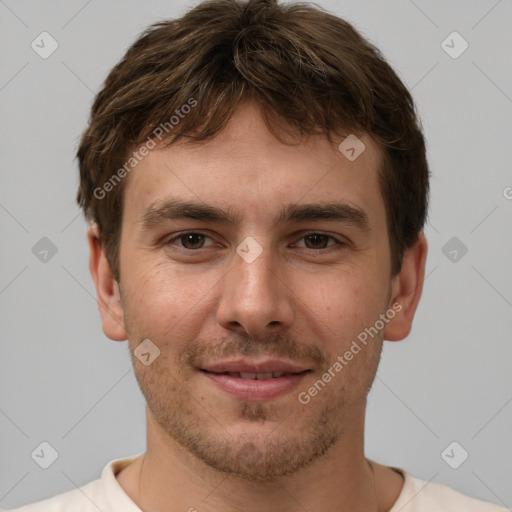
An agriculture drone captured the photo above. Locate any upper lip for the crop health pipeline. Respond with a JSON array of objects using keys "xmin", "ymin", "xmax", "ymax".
[{"xmin": 200, "ymin": 359, "xmax": 310, "ymax": 374}]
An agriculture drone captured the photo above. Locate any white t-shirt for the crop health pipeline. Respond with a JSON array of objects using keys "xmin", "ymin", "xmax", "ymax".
[{"xmin": 5, "ymin": 455, "xmax": 508, "ymax": 512}]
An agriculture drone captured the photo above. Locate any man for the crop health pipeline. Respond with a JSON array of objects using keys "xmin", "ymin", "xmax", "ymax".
[{"xmin": 9, "ymin": 0, "xmax": 507, "ymax": 510}]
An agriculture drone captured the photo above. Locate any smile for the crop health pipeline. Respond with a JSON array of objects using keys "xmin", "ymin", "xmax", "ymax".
[{"xmin": 200, "ymin": 360, "xmax": 311, "ymax": 401}]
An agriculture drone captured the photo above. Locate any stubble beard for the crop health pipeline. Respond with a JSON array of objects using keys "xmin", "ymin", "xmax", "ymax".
[{"xmin": 130, "ymin": 334, "xmax": 383, "ymax": 482}]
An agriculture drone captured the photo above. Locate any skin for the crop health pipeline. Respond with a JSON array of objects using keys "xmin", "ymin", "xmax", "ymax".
[{"xmin": 88, "ymin": 100, "xmax": 427, "ymax": 512}]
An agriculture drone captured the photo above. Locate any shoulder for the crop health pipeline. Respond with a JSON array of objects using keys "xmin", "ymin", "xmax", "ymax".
[
  {"xmin": 5, "ymin": 478, "xmax": 104, "ymax": 512},
  {"xmin": 4, "ymin": 455, "xmax": 142, "ymax": 512},
  {"xmin": 391, "ymin": 468, "xmax": 509, "ymax": 511}
]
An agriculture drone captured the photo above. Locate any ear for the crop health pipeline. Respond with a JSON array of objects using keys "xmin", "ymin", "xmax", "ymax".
[
  {"xmin": 87, "ymin": 223, "xmax": 127, "ymax": 341},
  {"xmin": 383, "ymin": 233, "xmax": 428, "ymax": 341}
]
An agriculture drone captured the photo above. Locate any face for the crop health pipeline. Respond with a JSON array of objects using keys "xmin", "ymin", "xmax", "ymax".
[{"xmin": 112, "ymin": 101, "xmax": 402, "ymax": 480}]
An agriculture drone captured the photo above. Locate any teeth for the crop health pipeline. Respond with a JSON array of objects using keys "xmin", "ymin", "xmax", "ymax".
[
  {"xmin": 236, "ymin": 372, "xmax": 287, "ymax": 380},
  {"xmin": 239, "ymin": 372, "xmax": 257, "ymax": 379}
]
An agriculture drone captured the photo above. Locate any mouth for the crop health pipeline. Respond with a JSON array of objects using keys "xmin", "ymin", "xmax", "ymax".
[
  {"xmin": 200, "ymin": 359, "xmax": 311, "ymax": 401},
  {"xmin": 203, "ymin": 370, "xmax": 301, "ymax": 380}
]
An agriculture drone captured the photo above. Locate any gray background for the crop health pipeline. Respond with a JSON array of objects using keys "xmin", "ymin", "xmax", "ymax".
[{"xmin": 1, "ymin": 0, "xmax": 511, "ymax": 509}]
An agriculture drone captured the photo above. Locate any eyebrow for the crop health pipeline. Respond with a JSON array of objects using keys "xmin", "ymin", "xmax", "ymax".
[{"xmin": 138, "ymin": 198, "xmax": 370, "ymax": 232}]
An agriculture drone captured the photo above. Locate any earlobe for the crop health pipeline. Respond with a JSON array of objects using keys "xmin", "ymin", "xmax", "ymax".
[
  {"xmin": 383, "ymin": 233, "xmax": 428, "ymax": 342},
  {"xmin": 87, "ymin": 223, "xmax": 128, "ymax": 341}
]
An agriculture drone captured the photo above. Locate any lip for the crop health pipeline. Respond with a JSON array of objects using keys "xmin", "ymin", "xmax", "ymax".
[
  {"xmin": 200, "ymin": 359, "xmax": 311, "ymax": 402},
  {"xmin": 201, "ymin": 358, "xmax": 309, "ymax": 374}
]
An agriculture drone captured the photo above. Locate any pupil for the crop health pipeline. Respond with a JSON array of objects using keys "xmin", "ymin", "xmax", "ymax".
[
  {"xmin": 306, "ymin": 234, "xmax": 326, "ymax": 248},
  {"xmin": 181, "ymin": 234, "xmax": 328, "ymax": 250},
  {"xmin": 184, "ymin": 233, "xmax": 203, "ymax": 248}
]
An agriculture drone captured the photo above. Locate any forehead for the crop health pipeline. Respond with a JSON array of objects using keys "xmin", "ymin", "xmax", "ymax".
[{"xmin": 122, "ymin": 101, "xmax": 386, "ymax": 228}]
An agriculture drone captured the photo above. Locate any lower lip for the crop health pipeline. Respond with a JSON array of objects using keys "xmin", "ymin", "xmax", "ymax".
[{"xmin": 202, "ymin": 371, "xmax": 308, "ymax": 401}]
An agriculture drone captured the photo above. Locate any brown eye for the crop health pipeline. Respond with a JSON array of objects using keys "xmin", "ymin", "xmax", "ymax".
[
  {"xmin": 179, "ymin": 233, "xmax": 206, "ymax": 249},
  {"xmin": 166, "ymin": 232, "xmax": 215, "ymax": 250},
  {"xmin": 296, "ymin": 233, "xmax": 341, "ymax": 250},
  {"xmin": 303, "ymin": 234, "xmax": 331, "ymax": 249}
]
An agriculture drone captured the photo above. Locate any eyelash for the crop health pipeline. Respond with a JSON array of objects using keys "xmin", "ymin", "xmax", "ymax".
[{"xmin": 164, "ymin": 231, "xmax": 346, "ymax": 253}]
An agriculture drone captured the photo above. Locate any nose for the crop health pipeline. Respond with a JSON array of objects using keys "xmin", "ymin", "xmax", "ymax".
[{"xmin": 216, "ymin": 243, "xmax": 295, "ymax": 339}]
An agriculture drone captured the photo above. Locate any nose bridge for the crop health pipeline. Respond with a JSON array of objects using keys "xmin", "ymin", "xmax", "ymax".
[
  {"xmin": 216, "ymin": 238, "xmax": 294, "ymax": 335},
  {"xmin": 235, "ymin": 243, "xmax": 276, "ymax": 301}
]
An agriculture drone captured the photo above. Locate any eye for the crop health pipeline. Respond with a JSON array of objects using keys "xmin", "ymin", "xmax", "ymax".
[
  {"xmin": 167, "ymin": 232, "xmax": 215, "ymax": 250},
  {"xmin": 164, "ymin": 231, "xmax": 344, "ymax": 252},
  {"xmin": 295, "ymin": 233, "xmax": 342, "ymax": 250}
]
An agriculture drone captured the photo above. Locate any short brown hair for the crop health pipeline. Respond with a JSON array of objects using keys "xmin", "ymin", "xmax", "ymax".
[{"xmin": 77, "ymin": 0, "xmax": 429, "ymax": 282}]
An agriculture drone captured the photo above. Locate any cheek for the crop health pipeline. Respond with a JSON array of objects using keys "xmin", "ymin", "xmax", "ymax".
[
  {"xmin": 122, "ymin": 261, "xmax": 218, "ymax": 344},
  {"xmin": 301, "ymin": 266, "xmax": 388, "ymax": 345}
]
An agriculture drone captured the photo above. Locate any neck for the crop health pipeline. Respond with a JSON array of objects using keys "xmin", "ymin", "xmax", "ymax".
[{"xmin": 118, "ymin": 406, "xmax": 388, "ymax": 512}]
